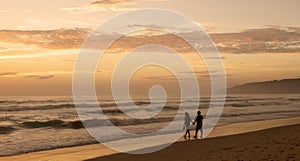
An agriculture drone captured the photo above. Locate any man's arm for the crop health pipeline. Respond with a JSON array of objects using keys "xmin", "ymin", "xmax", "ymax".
[{"xmin": 192, "ymin": 117, "xmax": 196, "ymax": 125}]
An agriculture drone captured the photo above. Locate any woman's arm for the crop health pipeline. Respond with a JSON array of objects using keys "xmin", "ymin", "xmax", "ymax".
[{"xmin": 192, "ymin": 117, "xmax": 196, "ymax": 125}]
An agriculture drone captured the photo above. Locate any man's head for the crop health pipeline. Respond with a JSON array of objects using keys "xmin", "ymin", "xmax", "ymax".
[{"xmin": 197, "ymin": 111, "xmax": 201, "ymax": 115}]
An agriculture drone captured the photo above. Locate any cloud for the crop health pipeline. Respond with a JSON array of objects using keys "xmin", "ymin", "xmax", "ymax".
[
  {"xmin": 180, "ymin": 70, "xmax": 218, "ymax": 75},
  {"xmin": 61, "ymin": 0, "xmax": 136, "ymax": 14},
  {"xmin": 0, "ymin": 28, "xmax": 91, "ymax": 50},
  {"xmin": 199, "ymin": 22, "xmax": 219, "ymax": 32},
  {"xmin": 60, "ymin": 6, "xmax": 107, "ymax": 14},
  {"xmin": 23, "ymin": 74, "xmax": 55, "ymax": 80},
  {"xmin": 107, "ymin": 27, "xmax": 300, "ymax": 54},
  {"xmin": 88, "ymin": 0, "xmax": 136, "ymax": 11},
  {"xmin": 0, "ymin": 71, "xmax": 72, "ymax": 79},
  {"xmin": 0, "ymin": 27, "xmax": 299, "ymax": 53},
  {"xmin": 127, "ymin": 24, "xmax": 174, "ymax": 31},
  {"xmin": 58, "ymin": 59, "xmax": 75, "ymax": 63},
  {"xmin": 142, "ymin": 72, "xmax": 233, "ymax": 81},
  {"xmin": 142, "ymin": 75, "xmax": 175, "ymax": 81},
  {"xmin": 88, "ymin": 0, "xmax": 170, "ymax": 6},
  {"xmin": 0, "ymin": 49, "xmax": 76, "ymax": 61},
  {"xmin": 0, "ymin": 72, "xmax": 18, "ymax": 77},
  {"xmin": 210, "ymin": 27, "xmax": 300, "ymax": 53},
  {"xmin": 89, "ymin": 0, "xmax": 129, "ymax": 6},
  {"xmin": 109, "ymin": 6, "xmax": 137, "ymax": 11},
  {"xmin": 61, "ymin": 0, "xmax": 173, "ymax": 14},
  {"xmin": 142, "ymin": 0, "xmax": 171, "ymax": 1}
]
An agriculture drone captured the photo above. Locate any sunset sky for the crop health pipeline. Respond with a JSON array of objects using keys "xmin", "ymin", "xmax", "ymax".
[{"xmin": 0, "ymin": 0, "xmax": 299, "ymax": 96}]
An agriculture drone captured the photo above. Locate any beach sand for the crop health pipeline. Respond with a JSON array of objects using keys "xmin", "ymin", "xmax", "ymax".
[
  {"xmin": 88, "ymin": 123, "xmax": 300, "ymax": 161},
  {"xmin": 0, "ymin": 117, "xmax": 299, "ymax": 161}
]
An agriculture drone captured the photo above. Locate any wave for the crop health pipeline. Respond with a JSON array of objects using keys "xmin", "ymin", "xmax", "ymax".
[
  {"xmin": 0, "ymin": 103, "xmax": 185, "ymax": 112},
  {"xmin": 20, "ymin": 116, "xmax": 176, "ymax": 130},
  {"xmin": 22, "ymin": 120, "xmax": 65, "ymax": 128},
  {"xmin": 99, "ymin": 101, "xmax": 153, "ymax": 107},
  {"xmin": 1, "ymin": 96, "xmax": 298, "ymax": 112},
  {"xmin": 287, "ymin": 98, "xmax": 300, "ymax": 101},
  {"xmin": 0, "ymin": 126, "xmax": 15, "ymax": 134},
  {"xmin": 225, "ymin": 101, "xmax": 290, "ymax": 107},
  {"xmin": 0, "ymin": 101, "xmax": 155, "ymax": 112},
  {"xmin": 0, "ymin": 99, "xmax": 70, "ymax": 104},
  {"xmin": 0, "ymin": 103, "xmax": 75, "ymax": 111},
  {"xmin": 0, "ymin": 103, "xmax": 117, "ymax": 111},
  {"xmin": 221, "ymin": 109, "xmax": 300, "ymax": 118}
]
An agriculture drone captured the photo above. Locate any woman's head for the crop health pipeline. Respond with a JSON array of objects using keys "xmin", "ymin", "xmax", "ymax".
[{"xmin": 185, "ymin": 112, "xmax": 190, "ymax": 117}]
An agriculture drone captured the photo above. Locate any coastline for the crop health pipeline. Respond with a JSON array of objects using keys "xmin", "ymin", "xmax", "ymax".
[{"xmin": 0, "ymin": 116, "xmax": 299, "ymax": 161}]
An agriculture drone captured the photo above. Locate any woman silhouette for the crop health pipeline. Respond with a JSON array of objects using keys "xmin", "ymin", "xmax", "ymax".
[{"xmin": 183, "ymin": 112, "xmax": 192, "ymax": 140}]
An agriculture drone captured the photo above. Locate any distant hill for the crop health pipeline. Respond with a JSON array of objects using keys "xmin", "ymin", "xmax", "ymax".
[{"xmin": 228, "ymin": 78, "xmax": 300, "ymax": 94}]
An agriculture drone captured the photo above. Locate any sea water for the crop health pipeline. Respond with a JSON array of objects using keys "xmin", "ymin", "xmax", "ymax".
[{"xmin": 0, "ymin": 94, "xmax": 299, "ymax": 156}]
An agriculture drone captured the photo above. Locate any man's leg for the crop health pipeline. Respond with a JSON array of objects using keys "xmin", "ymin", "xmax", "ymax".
[
  {"xmin": 194, "ymin": 126, "xmax": 199, "ymax": 138},
  {"xmin": 200, "ymin": 127, "xmax": 203, "ymax": 139}
]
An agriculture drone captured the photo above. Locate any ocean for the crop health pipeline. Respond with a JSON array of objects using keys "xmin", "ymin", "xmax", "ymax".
[{"xmin": 0, "ymin": 94, "xmax": 299, "ymax": 156}]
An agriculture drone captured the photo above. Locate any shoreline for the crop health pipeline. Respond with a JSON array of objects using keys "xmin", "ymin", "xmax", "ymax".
[{"xmin": 0, "ymin": 116, "xmax": 299, "ymax": 161}]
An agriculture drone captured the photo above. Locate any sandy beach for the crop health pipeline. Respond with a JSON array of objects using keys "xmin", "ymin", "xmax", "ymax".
[
  {"xmin": 88, "ymin": 123, "xmax": 300, "ymax": 161},
  {"xmin": 1, "ymin": 117, "xmax": 299, "ymax": 161}
]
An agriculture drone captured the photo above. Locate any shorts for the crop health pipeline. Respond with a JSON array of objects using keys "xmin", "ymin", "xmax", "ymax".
[{"xmin": 196, "ymin": 124, "xmax": 202, "ymax": 131}]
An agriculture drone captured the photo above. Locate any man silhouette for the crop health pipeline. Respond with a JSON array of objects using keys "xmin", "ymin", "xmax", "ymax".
[{"xmin": 193, "ymin": 110, "xmax": 203, "ymax": 139}]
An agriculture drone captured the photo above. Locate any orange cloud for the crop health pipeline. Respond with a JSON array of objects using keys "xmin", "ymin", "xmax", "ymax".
[
  {"xmin": 0, "ymin": 27, "xmax": 299, "ymax": 53},
  {"xmin": 89, "ymin": 0, "xmax": 128, "ymax": 6},
  {"xmin": 0, "ymin": 72, "xmax": 18, "ymax": 76},
  {"xmin": 210, "ymin": 27, "xmax": 300, "ymax": 53},
  {"xmin": 23, "ymin": 74, "xmax": 55, "ymax": 80},
  {"xmin": 0, "ymin": 28, "xmax": 90, "ymax": 50}
]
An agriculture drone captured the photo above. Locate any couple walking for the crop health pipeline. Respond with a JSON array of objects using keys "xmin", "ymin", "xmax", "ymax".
[{"xmin": 183, "ymin": 111, "xmax": 203, "ymax": 140}]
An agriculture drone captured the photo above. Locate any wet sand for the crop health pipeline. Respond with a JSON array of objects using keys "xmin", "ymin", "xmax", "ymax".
[{"xmin": 0, "ymin": 117, "xmax": 299, "ymax": 161}]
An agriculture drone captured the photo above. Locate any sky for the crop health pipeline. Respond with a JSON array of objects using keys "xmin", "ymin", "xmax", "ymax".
[
  {"xmin": 0, "ymin": 0, "xmax": 299, "ymax": 32},
  {"xmin": 0, "ymin": 0, "xmax": 299, "ymax": 96}
]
